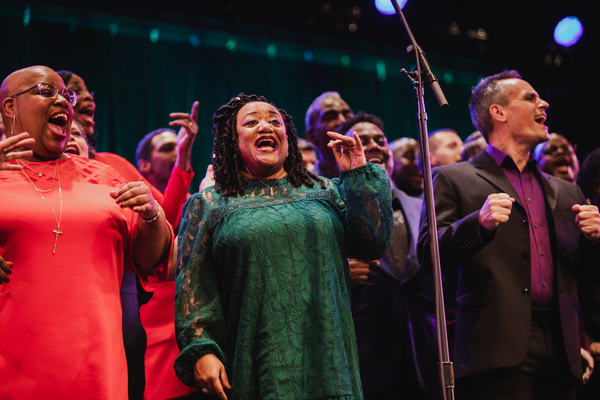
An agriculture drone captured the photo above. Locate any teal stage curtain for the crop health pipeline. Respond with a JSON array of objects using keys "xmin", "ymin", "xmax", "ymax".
[{"xmin": 1, "ymin": 3, "xmax": 595, "ymax": 192}]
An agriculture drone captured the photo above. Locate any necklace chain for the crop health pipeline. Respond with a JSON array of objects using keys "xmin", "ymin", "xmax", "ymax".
[
  {"xmin": 18, "ymin": 160, "xmax": 57, "ymax": 193},
  {"xmin": 18, "ymin": 159, "xmax": 63, "ymax": 254},
  {"xmin": 20, "ymin": 161, "xmax": 51, "ymax": 177},
  {"xmin": 258, "ymin": 179, "xmax": 278, "ymax": 196}
]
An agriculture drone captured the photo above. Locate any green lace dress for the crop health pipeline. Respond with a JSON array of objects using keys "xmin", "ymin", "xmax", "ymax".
[{"xmin": 174, "ymin": 163, "xmax": 393, "ymax": 400}]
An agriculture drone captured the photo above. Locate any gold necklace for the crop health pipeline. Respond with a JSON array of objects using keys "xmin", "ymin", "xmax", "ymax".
[
  {"xmin": 258, "ymin": 178, "xmax": 278, "ymax": 196},
  {"xmin": 20, "ymin": 161, "xmax": 51, "ymax": 177},
  {"xmin": 17, "ymin": 160, "xmax": 57, "ymax": 193},
  {"xmin": 19, "ymin": 159, "xmax": 63, "ymax": 254}
]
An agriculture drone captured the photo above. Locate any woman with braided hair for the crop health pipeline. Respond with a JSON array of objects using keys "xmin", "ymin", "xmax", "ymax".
[{"xmin": 174, "ymin": 93, "xmax": 393, "ymax": 400}]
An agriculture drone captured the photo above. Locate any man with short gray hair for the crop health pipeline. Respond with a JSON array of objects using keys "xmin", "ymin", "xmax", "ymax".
[{"xmin": 419, "ymin": 70, "xmax": 600, "ymax": 399}]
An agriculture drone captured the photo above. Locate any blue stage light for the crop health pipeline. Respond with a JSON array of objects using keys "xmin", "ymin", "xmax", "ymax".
[
  {"xmin": 375, "ymin": 0, "xmax": 408, "ymax": 15},
  {"xmin": 554, "ymin": 17, "xmax": 583, "ymax": 47},
  {"xmin": 304, "ymin": 50, "xmax": 314, "ymax": 63}
]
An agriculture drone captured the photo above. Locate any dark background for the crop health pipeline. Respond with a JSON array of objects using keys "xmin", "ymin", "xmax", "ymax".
[{"xmin": 1, "ymin": 0, "xmax": 597, "ymax": 189}]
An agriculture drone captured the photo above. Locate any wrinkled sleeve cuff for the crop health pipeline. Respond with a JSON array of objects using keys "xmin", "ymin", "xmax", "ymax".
[{"xmin": 174, "ymin": 339, "xmax": 226, "ymax": 387}]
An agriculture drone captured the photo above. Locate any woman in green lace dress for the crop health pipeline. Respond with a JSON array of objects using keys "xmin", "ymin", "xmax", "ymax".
[{"xmin": 174, "ymin": 94, "xmax": 393, "ymax": 400}]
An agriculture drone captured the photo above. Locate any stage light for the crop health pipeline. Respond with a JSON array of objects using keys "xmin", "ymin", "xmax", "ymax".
[
  {"xmin": 149, "ymin": 29, "xmax": 159, "ymax": 42},
  {"xmin": 109, "ymin": 23, "xmax": 119, "ymax": 36},
  {"xmin": 226, "ymin": 39, "xmax": 237, "ymax": 51},
  {"xmin": 443, "ymin": 71, "xmax": 454, "ymax": 84},
  {"xmin": 189, "ymin": 35, "xmax": 200, "ymax": 49},
  {"xmin": 23, "ymin": 6, "xmax": 30, "ymax": 26},
  {"xmin": 376, "ymin": 60, "xmax": 386, "ymax": 82},
  {"xmin": 304, "ymin": 50, "xmax": 314, "ymax": 63},
  {"xmin": 554, "ymin": 17, "xmax": 583, "ymax": 47},
  {"xmin": 341, "ymin": 55, "xmax": 351, "ymax": 67},
  {"xmin": 375, "ymin": 0, "xmax": 408, "ymax": 15}
]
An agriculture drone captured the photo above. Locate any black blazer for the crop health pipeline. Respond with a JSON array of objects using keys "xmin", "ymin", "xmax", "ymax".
[{"xmin": 418, "ymin": 151, "xmax": 598, "ymax": 380}]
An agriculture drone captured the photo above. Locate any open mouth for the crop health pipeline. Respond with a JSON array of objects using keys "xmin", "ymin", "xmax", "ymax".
[
  {"xmin": 255, "ymin": 136, "xmax": 279, "ymax": 151},
  {"xmin": 78, "ymin": 105, "xmax": 96, "ymax": 126},
  {"xmin": 553, "ymin": 155, "xmax": 572, "ymax": 169},
  {"xmin": 64, "ymin": 144, "xmax": 80, "ymax": 155},
  {"xmin": 534, "ymin": 114, "xmax": 546, "ymax": 125},
  {"xmin": 48, "ymin": 112, "xmax": 69, "ymax": 136},
  {"xmin": 367, "ymin": 155, "xmax": 384, "ymax": 165},
  {"xmin": 366, "ymin": 149, "xmax": 388, "ymax": 166}
]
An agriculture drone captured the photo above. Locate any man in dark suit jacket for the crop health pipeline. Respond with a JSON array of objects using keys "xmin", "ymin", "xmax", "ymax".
[
  {"xmin": 341, "ymin": 112, "xmax": 441, "ymax": 400},
  {"xmin": 418, "ymin": 70, "xmax": 600, "ymax": 399}
]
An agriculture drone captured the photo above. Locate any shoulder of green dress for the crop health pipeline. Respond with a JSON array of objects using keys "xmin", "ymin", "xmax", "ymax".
[
  {"xmin": 308, "ymin": 176, "xmax": 336, "ymax": 191},
  {"xmin": 186, "ymin": 186, "xmax": 223, "ymax": 210}
]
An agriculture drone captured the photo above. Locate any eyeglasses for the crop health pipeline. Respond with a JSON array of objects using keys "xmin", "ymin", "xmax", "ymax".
[
  {"xmin": 10, "ymin": 83, "xmax": 79, "ymax": 107},
  {"xmin": 543, "ymin": 143, "xmax": 577, "ymax": 157}
]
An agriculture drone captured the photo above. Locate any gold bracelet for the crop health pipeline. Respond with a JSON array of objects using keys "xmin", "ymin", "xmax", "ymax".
[{"xmin": 141, "ymin": 204, "xmax": 161, "ymax": 223}]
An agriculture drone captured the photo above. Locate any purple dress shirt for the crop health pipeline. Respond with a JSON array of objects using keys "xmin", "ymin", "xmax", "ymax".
[{"xmin": 486, "ymin": 146, "xmax": 554, "ymax": 307}]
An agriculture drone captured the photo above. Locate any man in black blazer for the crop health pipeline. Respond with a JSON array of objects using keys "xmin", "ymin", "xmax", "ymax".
[{"xmin": 418, "ymin": 70, "xmax": 600, "ymax": 399}]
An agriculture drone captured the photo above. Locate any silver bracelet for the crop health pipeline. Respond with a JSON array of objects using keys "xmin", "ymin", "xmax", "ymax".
[{"xmin": 141, "ymin": 204, "xmax": 161, "ymax": 223}]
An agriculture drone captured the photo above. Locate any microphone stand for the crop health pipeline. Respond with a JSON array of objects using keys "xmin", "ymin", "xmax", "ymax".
[{"xmin": 391, "ymin": 1, "xmax": 454, "ymax": 400}]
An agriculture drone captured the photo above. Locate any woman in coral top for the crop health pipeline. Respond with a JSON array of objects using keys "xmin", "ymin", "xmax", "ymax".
[{"xmin": 0, "ymin": 65, "xmax": 173, "ymax": 400}]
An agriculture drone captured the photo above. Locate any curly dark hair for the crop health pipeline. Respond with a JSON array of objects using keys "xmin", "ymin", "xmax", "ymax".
[
  {"xmin": 212, "ymin": 93, "xmax": 325, "ymax": 196},
  {"xmin": 577, "ymin": 148, "xmax": 600, "ymax": 204}
]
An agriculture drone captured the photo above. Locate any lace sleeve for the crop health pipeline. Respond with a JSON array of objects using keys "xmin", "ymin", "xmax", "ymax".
[
  {"xmin": 334, "ymin": 163, "xmax": 393, "ymax": 261},
  {"xmin": 174, "ymin": 191, "xmax": 227, "ymax": 387}
]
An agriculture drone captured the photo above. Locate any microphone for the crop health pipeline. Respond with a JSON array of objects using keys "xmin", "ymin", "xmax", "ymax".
[{"xmin": 407, "ymin": 45, "xmax": 449, "ymax": 108}]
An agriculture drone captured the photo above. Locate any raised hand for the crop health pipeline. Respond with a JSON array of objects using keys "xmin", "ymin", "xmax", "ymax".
[
  {"xmin": 478, "ymin": 193, "xmax": 515, "ymax": 231},
  {"xmin": 327, "ymin": 131, "xmax": 366, "ymax": 172},
  {"xmin": 0, "ymin": 132, "xmax": 34, "ymax": 169},
  {"xmin": 170, "ymin": 101, "xmax": 199, "ymax": 172}
]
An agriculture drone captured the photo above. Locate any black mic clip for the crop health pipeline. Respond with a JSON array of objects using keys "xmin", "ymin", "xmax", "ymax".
[
  {"xmin": 400, "ymin": 68, "xmax": 419, "ymax": 84},
  {"xmin": 406, "ymin": 45, "xmax": 449, "ymax": 108}
]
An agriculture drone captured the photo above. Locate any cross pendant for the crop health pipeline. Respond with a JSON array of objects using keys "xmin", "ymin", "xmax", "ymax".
[{"xmin": 52, "ymin": 228, "xmax": 63, "ymax": 254}]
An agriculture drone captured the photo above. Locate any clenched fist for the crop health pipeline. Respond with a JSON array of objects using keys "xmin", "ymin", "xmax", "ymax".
[{"xmin": 479, "ymin": 193, "xmax": 515, "ymax": 231}]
